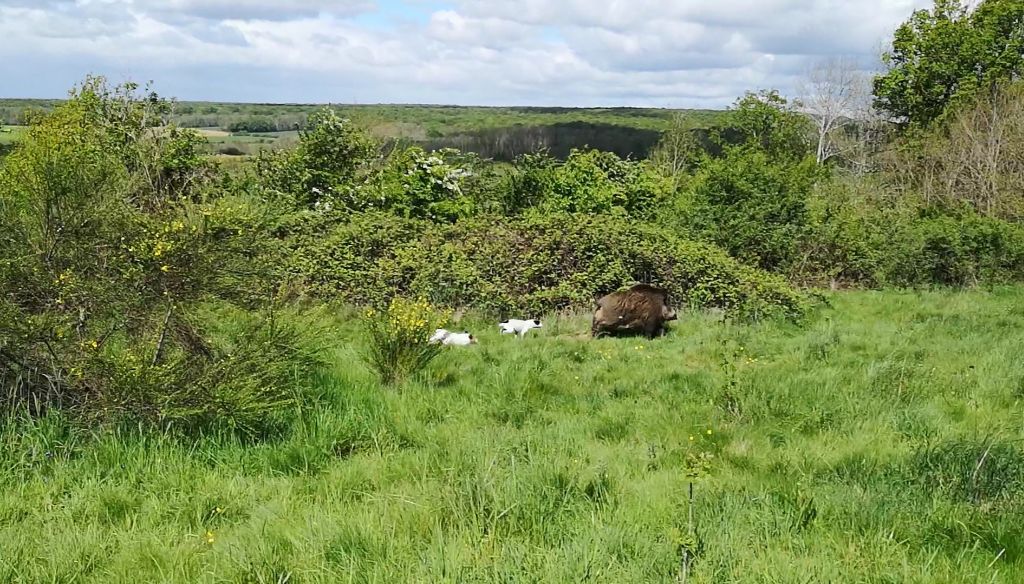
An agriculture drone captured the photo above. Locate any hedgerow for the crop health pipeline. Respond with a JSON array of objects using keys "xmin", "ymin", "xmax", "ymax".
[{"xmin": 290, "ymin": 212, "xmax": 808, "ymax": 320}]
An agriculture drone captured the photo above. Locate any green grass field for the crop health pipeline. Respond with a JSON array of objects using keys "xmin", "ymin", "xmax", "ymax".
[
  {"xmin": 3, "ymin": 288, "xmax": 1024, "ymax": 582},
  {"xmin": 195, "ymin": 128, "xmax": 299, "ymax": 156},
  {"xmin": 0, "ymin": 126, "xmax": 26, "ymax": 146}
]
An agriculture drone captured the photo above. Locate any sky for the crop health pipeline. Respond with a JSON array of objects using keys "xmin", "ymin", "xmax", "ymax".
[{"xmin": 0, "ymin": 0, "xmax": 933, "ymax": 108}]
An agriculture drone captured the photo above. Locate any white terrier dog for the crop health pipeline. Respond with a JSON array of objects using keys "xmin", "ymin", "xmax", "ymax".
[
  {"xmin": 498, "ymin": 318, "xmax": 543, "ymax": 339},
  {"xmin": 429, "ymin": 329, "xmax": 478, "ymax": 346}
]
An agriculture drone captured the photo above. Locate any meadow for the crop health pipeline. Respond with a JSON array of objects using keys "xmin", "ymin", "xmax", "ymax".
[
  {"xmin": 2, "ymin": 288, "xmax": 1023, "ymax": 583},
  {"xmin": 0, "ymin": 125, "xmax": 26, "ymax": 146},
  {"xmin": 4, "ymin": 6, "xmax": 1024, "ymax": 578}
]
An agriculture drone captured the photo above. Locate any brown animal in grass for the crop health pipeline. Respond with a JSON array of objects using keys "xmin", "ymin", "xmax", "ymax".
[{"xmin": 591, "ymin": 284, "xmax": 678, "ymax": 339}]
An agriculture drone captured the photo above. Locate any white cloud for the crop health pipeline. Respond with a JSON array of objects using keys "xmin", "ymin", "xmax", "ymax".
[
  {"xmin": 0, "ymin": 0, "xmax": 933, "ymax": 106},
  {"xmin": 0, "ymin": 0, "xmax": 374, "ymax": 21}
]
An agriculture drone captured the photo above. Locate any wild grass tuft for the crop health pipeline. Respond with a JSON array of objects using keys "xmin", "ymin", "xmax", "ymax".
[{"xmin": 910, "ymin": 436, "xmax": 1024, "ymax": 506}]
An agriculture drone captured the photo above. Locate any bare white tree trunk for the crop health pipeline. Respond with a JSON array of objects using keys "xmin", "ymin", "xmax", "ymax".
[{"xmin": 798, "ymin": 57, "xmax": 874, "ymax": 166}]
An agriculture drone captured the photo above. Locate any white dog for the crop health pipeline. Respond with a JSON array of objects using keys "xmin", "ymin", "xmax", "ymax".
[
  {"xmin": 429, "ymin": 329, "xmax": 478, "ymax": 346},
  {"xmin": 498, "ymin": 318, "xmax": 543, "ymax": 338}
]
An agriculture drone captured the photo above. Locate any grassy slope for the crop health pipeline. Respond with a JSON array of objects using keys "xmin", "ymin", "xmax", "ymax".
[{"xmin": 2, "ymin": 289, "xmax": 1024, "ymax": 582}]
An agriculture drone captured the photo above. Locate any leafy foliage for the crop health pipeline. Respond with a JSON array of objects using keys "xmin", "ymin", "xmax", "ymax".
[
  {"xmin": 671, "ymin": 91, "xmax": 821, "ymax": 273},
  {"xmin": 373, "ymin": 147, "xmax": 478, "ymax": 222},
  {"xmin": 874, "ymin": 0, "xmax": 1024, "ymax": 129},
  {"xmin": 504, "ymin": 148, "xmax": 670, "ymax": 217},
  {"xmin": 722, "ymin": 90, "xmax": 814, "ymax": 163},
  {"xmin": 686, "ymin": 147, "xmax": 819, "ymax": 272},
  {"xmin": 881, "ymin": 208, "xmax": 1024, "ymax": 286},
  {"xmin": 254, "ymin": 107, "xmax": 376, "ymax": 210}
]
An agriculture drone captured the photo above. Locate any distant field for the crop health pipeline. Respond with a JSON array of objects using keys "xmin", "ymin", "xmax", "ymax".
[
  {"xmin": 195, "ymin": 128, "xmax": 300, "ymax": 156},
  {"xmin": 1, "ymin": 99, "xmax": 726, "ymax": 160},
  {"xmin": 0, "ymin": 98, "xmax": 722, "ymax": 133},
  {"xmin": 194, "ymin": 128, "xmax": 231, "ymax": 138},
  {"xmin": 0, "ymin": 125, "xmax": 26, "ymax": 146}
]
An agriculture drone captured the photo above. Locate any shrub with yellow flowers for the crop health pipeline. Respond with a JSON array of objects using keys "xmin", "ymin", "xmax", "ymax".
[
  {"xmin": 0, "ymin": 76, "xmax": 303, "ymax": 435},
  {"xmin": 363, "ymin": 297, "xmax": 450, "ymax": 385}
]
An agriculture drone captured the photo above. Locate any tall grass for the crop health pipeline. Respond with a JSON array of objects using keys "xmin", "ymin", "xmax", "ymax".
[{"xmin": 2, "ymin": 288, "xmax": 1024, "ymax": 582}]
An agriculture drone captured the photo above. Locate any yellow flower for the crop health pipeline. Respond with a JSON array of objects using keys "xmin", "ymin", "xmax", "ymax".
[
  {"xmin": 689, "ymin": 436, "xmax": 694, "ymax": 442},
  {"xmin": 706, "ymin": 429, "xmax": 712, "ymax": 435},
  {"xmin": 205, "ymin": 530, "xmax": 215, "ymax": 544},
  {"xmin": 89, "ymin": 340, "xmax": 98, "ymax": 349},
  {"xmin": 160, "ymin": 265, "xmax": 170, "ymax": 273}
]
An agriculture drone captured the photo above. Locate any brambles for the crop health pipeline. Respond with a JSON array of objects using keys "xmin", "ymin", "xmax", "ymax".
[{"xmin": 291, "ymin": 213, "xmax": 809, "ymax": 320}]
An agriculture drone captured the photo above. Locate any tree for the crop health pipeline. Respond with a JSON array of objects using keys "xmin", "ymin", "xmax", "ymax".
[
  {"xmin": 676, "ymin": 89, "xmax": 821, "ymax": 272},
  {"xmin": 723, "ymin": 90, "xmax": 814, "ymax": 163},
  {"xmin": 886, "ymin": 82, "xmax": 1024, "ymax": 219},
  {"xmin": 873, "ymin": 0, "xmax": 1024, "ymax": 129},
  {"xmin": 799, "ymin": 57, "xmax": 874, "ymax": 165},
  {"xmin": 254, "ymin": 107, "xmax": 376, "ymax": 209},
  {"xmin": 505, "ymin": 149, "xmax": 669, "ymax": 218},
  {"xmin": 687, "ymin": 147, "xmax": 819, "ymax": 272},
  {"xmin": 377, "ymin": 146, "xmax": 477, "ymax": 222},
  {"xmin": 649, "ymin": 113, "xmax": 703, "ymax": 191}
]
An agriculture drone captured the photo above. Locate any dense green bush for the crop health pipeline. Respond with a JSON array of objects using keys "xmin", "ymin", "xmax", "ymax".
[
  {"xmin": 789, "ymin": 180, "xmax": 891, "ymax": 287},
  {"xmin": 880, "ymin": 208, "xmax": 1024, "ymax": 286},
  {"xmin": 659, "ymin": 89, "xmax": 822, "ymax": 275},
  {"xmin": 792, "ymin": 181, "xmax": 1024, "ymax": 288},
  {"xmin": 289, "ymin": 212, "xmax": 808, "ymax": 319},
  {"xmin": 503, "ymin": 149, "xmax": 670, "ymax": 218},
  {"xmin": 371, "ymin": 147, "xmax": 478, "ymax": 222},
  {"xmin": 685, "ymin": 146, "xmax": 820, "ymax": 273},
  {"xmin": 254, "ymin": 107, "xmax": 377, "ymax": 210}
]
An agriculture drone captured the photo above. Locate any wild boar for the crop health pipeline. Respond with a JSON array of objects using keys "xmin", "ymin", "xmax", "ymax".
[{"xmin": 591, "ymin": 284, "xmax": 678, "ymax": 339}]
